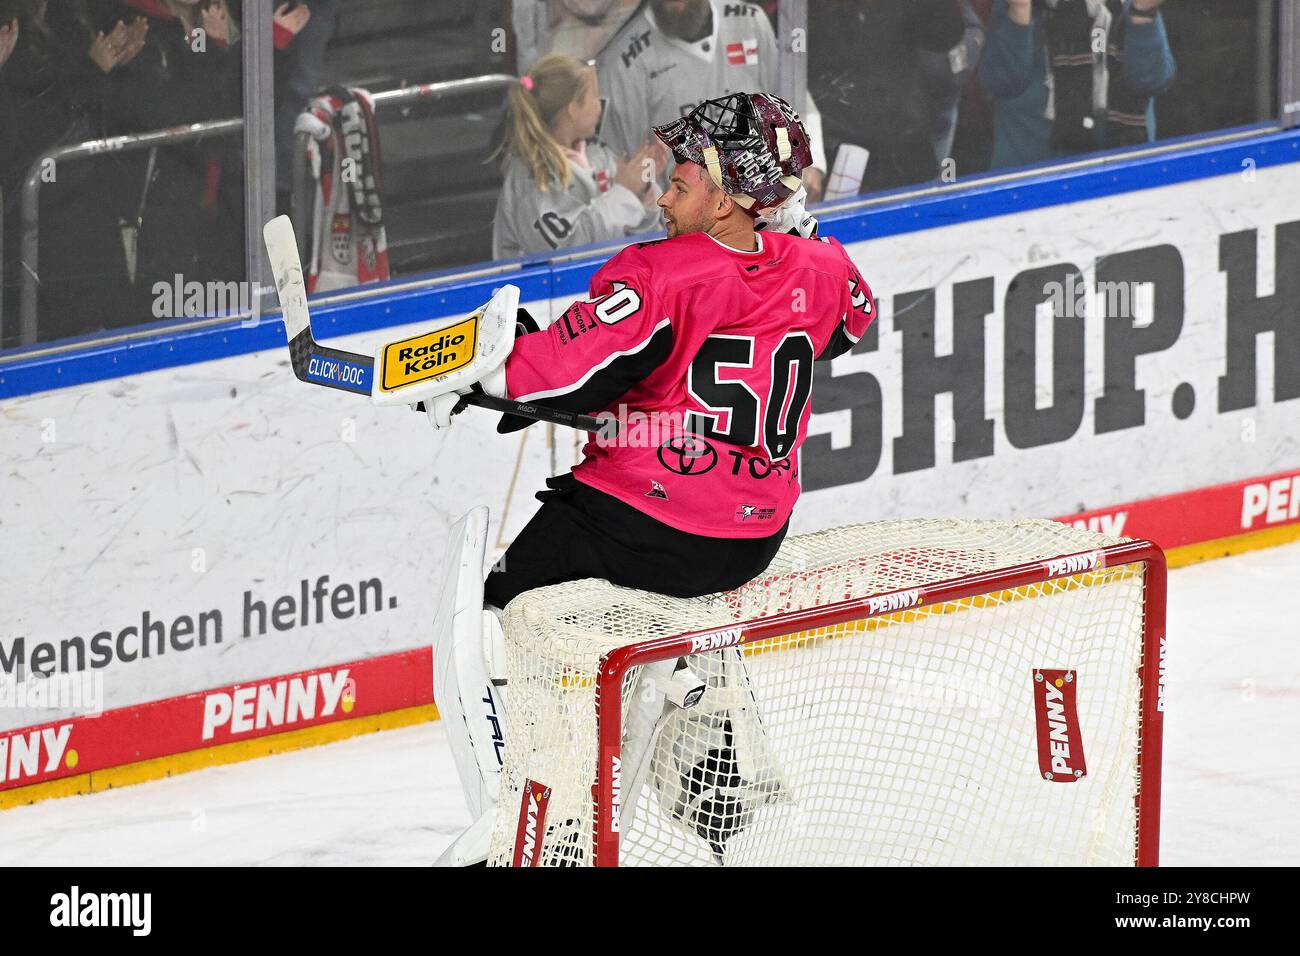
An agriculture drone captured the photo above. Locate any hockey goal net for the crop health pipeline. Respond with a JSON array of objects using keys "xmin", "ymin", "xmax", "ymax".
[{"xmin": 487, "ymin": 519, "xmax": 1165, "ymax": 867}]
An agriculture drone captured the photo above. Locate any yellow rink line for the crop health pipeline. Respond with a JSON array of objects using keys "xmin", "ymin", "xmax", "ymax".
[
  {"xmin": 0, "ymin": 704, "xmax": 438, "ymax": 811},
  {"xmin": 4, "ymin": 521, "xmax": 1299, "ymax": 811},
  {"xmin": 1165, "ymin": 522, "xmax": 1300, "ymax": 568}
]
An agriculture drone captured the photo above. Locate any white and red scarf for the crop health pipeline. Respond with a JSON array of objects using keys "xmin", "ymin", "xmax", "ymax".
[{"xmin": 296, "ymin": 87, "xmax": 390, "ymax": 292}]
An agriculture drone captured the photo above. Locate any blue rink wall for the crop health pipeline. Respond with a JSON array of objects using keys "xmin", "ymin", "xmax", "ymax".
[{"xmin": 1, "ymin": 123, "xmax": 1296, "ymax": 401}]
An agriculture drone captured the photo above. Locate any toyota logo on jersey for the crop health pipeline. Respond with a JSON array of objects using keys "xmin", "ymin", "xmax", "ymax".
[{"xmin": 657, "ymin": 435, "xmax": 718, "ymax": 475}]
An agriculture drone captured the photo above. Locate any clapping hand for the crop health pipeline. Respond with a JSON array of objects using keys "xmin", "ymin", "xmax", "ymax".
[
  {"xmin": 0, "ymin": 19, "xmax": 18, "ymax": 71},
  {"xmin": 274, "ymin": 3, "xmax": 312, "ymax": 38},
  {"xmin": 200, "ymin": 1, "xmax": 232, "ymax": 47},
  {"xmin": 88, "ymin": 18, "xmax": 147, "ymax": 74}
]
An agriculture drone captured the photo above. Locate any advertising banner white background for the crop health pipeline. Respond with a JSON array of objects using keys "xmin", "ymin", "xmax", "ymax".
[{"xmin": 2, "ymin": 164, "xmax": 1297, "ymax": 730}]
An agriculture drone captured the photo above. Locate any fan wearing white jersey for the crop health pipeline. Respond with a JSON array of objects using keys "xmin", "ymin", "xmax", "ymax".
[
  {"xmin": 596, "ymin": 0, "xmax": 828, "ymax": 200},
  {"xmin": 492, "ymin": 54, "xmax": 665, "ymax": 259}
]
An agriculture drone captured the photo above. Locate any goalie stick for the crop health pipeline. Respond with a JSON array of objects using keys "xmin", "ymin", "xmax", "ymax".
[{"xmin": 263, "ymin": 215, "xmax": 610, "ymax": 433}]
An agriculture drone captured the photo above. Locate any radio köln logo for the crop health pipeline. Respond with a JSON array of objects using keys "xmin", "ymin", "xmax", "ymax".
[{"xmin": 657, "ymin": 434, "xmax": 717, "ymax": 476}]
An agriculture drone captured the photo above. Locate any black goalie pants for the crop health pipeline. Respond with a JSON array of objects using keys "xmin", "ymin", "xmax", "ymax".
[{"xmin": 483, "ymin": 473, "xmax": 788, "ymax": 609}]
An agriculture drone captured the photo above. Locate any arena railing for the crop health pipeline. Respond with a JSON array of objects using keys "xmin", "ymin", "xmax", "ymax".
[{"xmin": 14, "ymin": 119, "xmax": 245, "ymax": 348}]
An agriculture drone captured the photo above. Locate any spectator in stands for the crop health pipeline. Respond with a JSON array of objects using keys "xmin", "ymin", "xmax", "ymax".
[
  {"xmin": 491, "ymin": 53, "xmax": 663, "ymax": 260},
  {"xmin": 920, "ymin": 2, "xmax": 987, "ymax": 168},
  {"xmin": 979, "ymin": 0, "xmax": 1175, "ymax": 170},
  {"xmin": 99, "ymin": 0, "xmax": 246, "ymax": 317},
  {"xmin": 0, "ymin": 0, "xmax": 146, "ymax": 345},
  {"xmin": 809, "ymin": 0, "xmax": 979, "ymax": 195},
  {"xmin": 270, "ymin": 1, "xmax": 338, "ymax": 214},
  {"xmin": 596, "ymin": 0, "xmax": 828, "ymax": 202},
  {"xmin": 0, "ymin": 5, "xmax": 18, "ymax": 342},
  {"xmin": 512, "ymin": 0, "xmax": 641, "ymax": 71},
  {"xmin": 949, "ymin": 0, "xmax": 997, "ymax": 175}
]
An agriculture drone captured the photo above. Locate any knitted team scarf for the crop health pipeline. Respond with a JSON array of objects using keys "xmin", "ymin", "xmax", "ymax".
[{"xmin": 295, "ymin": 87, "xmax": 390, "ymax": 292}]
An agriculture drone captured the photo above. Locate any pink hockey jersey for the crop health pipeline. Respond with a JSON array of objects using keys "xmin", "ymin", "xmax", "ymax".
[{"xmin": 503, "ymin": 230, "xmax": 875, "ymax": 538}]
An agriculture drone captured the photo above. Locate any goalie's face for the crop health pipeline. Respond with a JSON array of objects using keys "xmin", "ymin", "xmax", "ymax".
[{"xmin": 657, "ymin": 160, "xmax": 730, "ymax": 239}]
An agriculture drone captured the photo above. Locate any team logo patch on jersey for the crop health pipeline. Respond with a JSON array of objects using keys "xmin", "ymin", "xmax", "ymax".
[
  {"xmin": 378, "ymin": 315, "xmax": 478, "ymax": 392},
  {"xmin": 735, "ymin": 504, "xmax": 776, "ymax": 522},
  {"xmin": 657, "ymin": 435, "xmax": 718, "ymax": 476},
  {"xmin": 556, "ymin": 303, "xmax": 598, "ymax": 345},
  {"xmin": 725, "ymin": 39, "xmax": 758, "ymax": 66},
  {"xmin": 646, "ymin": 480, "xmax": 669, "ymax": 500}
]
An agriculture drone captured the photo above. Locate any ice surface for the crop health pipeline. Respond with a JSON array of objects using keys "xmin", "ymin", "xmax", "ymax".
[{"xmin": 2, "ymin": 541, "xmax": 1297, "ymax": 866}]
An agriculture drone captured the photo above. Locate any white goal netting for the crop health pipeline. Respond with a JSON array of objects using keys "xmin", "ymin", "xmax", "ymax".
[{"xmin": 487, "ymin": 519, "xmax": 1158, "ymax": 867}]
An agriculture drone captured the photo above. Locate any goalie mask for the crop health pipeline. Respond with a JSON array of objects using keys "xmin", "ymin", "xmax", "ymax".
[{"xmin": 653, "ymin": 92, "xmax": 814, "ymax": 212}]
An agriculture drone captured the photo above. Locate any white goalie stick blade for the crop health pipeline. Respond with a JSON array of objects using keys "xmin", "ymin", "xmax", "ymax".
[
  {"xmin": 264, "ymin": 214, "xmax": 375, "ymax": 397},
  {"xmin": 262, "ymin": 215, "xmax": 613, "ymax": 432}
]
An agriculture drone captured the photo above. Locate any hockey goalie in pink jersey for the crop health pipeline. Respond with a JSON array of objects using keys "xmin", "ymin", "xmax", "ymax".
[
  {"xmin": 469, "ymin": 92, "xmax": 875, "ymax": 607},
  {"xmin": 428, "ymin": 92, "xmax": 874, "ymax": 864}
]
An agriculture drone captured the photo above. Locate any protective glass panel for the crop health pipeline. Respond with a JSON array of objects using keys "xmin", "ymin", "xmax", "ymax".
[
  {"xmin": 807, "ymin": 0, "xmax": 1280, "ymax": 200},
  {"xmin": 0, "ymin": 0, "xmax": 246, "ymax": 349}
]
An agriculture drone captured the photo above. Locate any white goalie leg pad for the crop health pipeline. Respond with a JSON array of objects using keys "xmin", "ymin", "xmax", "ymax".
[
  {"xmin": 432, "ymin": 507, "xmax": 507, "ymax": 823},
  {"xmin": 649, "ymin": 649, "xmax": 788, "ymax": 858},
  {"xmin": 482, "ymin": 603, "xmax": 509, "ymax": 688},
  {"xmin": 433, "ymin": 807, "xmax": 496, "ymax": 867},
  {"xmin": 618, "ymin": 659, "xmax": 679, "ymax": 837},
  {"xmin": 618, "ymin": 659, "xmax": 711, "ymax": 836}
]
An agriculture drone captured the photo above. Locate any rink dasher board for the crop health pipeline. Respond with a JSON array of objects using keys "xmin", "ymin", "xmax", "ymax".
[{"xmin": 0, "ymin": 129, "xmax": 1298, "ymax": 737}]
